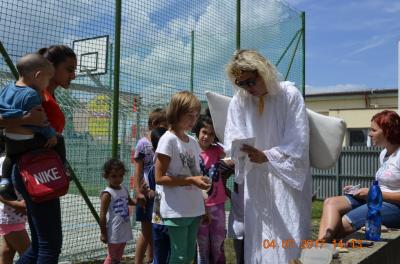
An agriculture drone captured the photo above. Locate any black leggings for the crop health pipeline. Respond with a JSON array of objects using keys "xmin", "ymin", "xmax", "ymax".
[{"xmin": 2, "ymin": 134, "xmax": 66, "ymax": 180}]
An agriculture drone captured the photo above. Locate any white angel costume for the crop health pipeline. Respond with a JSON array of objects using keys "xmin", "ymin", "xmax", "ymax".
[
  {"xmin": 206, "ymin": 81, "xmax": 346, "ymax": 263},
  {"xmin": 225, "ymin": 81, "xmax": 311, "ymax": 263}
]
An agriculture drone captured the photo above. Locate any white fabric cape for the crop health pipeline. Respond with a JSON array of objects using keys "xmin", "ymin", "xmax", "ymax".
[{"xmin": 206, "ymin": 82, "xmax": 345, "ymax": 263}]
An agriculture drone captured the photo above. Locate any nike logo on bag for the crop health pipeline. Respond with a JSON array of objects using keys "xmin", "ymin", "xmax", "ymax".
[{"xmin": 33, "ymin": 167, "xmax": 62, "ymax": 184}]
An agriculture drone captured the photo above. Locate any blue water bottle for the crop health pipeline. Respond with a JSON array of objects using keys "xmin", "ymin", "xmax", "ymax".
[{"xmin": 365, "ymin": 180, "xmax": 382, "ymax": 241}]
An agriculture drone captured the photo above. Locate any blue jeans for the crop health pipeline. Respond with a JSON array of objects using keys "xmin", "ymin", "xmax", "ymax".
[
  {"xmin": 344, "ymin": 194, "xmax": 400, "ymax": 230},
  {"xmin": 152, "ymin": 224, "xmax": 170, "ymax": 264},
  {"xmin": 12, "ymin": 166, "xmax": 62, "ymax": 264}
]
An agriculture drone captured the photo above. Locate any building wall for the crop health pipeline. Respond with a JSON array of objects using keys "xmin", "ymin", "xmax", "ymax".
[
  {"xmin": 305, "ymin": 91, "xmax": 397, "ymax": 146},
  {"xmin": 305, "ymin": 93, "xmax": 396, "ymax": 114},
  {"xmin": 329, "ymin": 108, "xmax": 397, "ymax": 128}
]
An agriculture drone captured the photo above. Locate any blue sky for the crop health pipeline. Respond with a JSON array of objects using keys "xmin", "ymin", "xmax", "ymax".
[
  {"xmin": 285, "ymin": 0, "xmax": 400, "ymax": 93},
  {"xmin": 1, "ymin": 0, "xmax": 399, "ymax": 97}
]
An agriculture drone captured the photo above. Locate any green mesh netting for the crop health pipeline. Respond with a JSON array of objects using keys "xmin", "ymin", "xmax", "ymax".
[{"xmin": 0, "ymin": 0, "xmax": 304, "ymax": 261}]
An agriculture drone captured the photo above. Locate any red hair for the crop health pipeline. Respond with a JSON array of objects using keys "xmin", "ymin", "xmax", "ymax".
[{"xmin": 371, "ymin": 110, "xmax": 400, "ymax": 145}]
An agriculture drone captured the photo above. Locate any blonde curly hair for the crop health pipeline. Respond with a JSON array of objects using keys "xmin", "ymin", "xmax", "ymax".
[{"xmin": 225, "ymin": 50, "xmax": 281, "ymax": 96}]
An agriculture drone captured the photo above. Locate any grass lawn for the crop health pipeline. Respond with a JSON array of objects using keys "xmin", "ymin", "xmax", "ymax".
[
  {"xmin": 312, "ymin": 199, "xmax": 324, "ymax": 220},
  {"xmin": 311, "ymin": 199, "xmax": 324, "ymax": 239}
]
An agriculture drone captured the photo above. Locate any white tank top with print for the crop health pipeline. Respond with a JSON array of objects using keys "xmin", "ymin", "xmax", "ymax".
[{"xmin": 103, "ymin": 186, "xmax": 133, "ymax": 243}]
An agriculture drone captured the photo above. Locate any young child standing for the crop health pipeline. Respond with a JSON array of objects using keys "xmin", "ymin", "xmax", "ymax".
[
  {"xmin": 0, "ymin": 53, "xmax": 66, "ymax": 200},
  {"xmin": 0, "ymin": 138, "xmax": 30, "ymax": 264},
  {"xmin": 155, "ymin": 91, "xmax": 211, "ymax": 263},
  {"xmin": 150, "ymin": 126, "xmax": 170, "ymax": 264},
  {"xmin": 134, "ymin": 108, "xmax": 166, "ymax": 264},
  {"xmin": 99, "ymin": 159, "xmax": 136, "ymax": 264},
  {"xmin": 192, "ymin": 114, "xmax": 227, "ymax": 264}
]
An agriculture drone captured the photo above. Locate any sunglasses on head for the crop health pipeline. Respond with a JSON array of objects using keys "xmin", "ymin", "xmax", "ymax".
[{"xmin": 235, "ymin": 77, "xmax": 257, "ymax": 89}]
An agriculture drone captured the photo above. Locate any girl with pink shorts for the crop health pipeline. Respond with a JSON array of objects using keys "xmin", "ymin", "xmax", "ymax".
[{"xmin": 0, "ymin": 156, "xmax": 30, "ymax": 264}]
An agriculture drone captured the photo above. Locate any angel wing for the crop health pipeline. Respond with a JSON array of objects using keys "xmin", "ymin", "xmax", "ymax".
[{"xmin": 205, "ymin": 91, "xmax": 346, "ymax": 169}]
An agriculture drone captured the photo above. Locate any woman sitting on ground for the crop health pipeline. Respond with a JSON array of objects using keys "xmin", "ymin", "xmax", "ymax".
[{"xmin": 318, "ymin": 110, "xmax": 400, "ymax": 241}]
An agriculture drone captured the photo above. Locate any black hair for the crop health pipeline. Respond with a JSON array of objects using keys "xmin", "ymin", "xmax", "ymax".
[
  {"xmin": 102, "ymin": 158, "xmax": 126, "ymax": 178},
  {"xmin": 192, "ymin": 114, "xmax": 214, "ymax": 138},
  {"xmin": 151, "ymin": 127, "xmax": 168, "ymax": 150},
  {"xmin": 37, "ymin": 45, "xmax": 76, "ymax": 67},
  {"xmin": 148, "ymin": 108, "xmax": 167, "ymax": 130},
  {"xmin": 204, "ymin": 107, "xmax": 212, "ymax": 118}
]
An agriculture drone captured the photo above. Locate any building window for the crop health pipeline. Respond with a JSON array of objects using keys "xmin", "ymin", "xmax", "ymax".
[{"xmin": 348, "ymin": 129, "xmax": 369, "ymax": 146}]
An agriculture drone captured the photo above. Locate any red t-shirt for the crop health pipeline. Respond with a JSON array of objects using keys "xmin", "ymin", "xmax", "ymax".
[{"xmin": 42, "ymin": 90, "xmax": 65, "ymax": 133}]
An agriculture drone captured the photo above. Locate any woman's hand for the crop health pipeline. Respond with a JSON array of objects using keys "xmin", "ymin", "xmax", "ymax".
[
  {"xmin": 343, "ymin": 185, "xmax": 353, "ymax": 193},
  {"xmin": 24, "ymin": 106, "xmax": 47, "ymax": 126},
  {"xmin": 190, "ymin": 176, "xmax": 211, "ymax": 190},
  {"xmin": 45, "ymin": 136, "xmax": 57, "ymax": 148},
  {"xmin": 241, "ymin": 144, "xmax": 268, "ymax": 164},
  {"xmin": 353, "ymin": 188, "xmax": 369, "ymax": 200}
]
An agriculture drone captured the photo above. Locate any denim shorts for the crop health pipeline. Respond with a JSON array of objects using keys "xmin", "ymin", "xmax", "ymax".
[
  {"xmin": 135, "ymin": 197, "xmax": 154, "ymax": 222},
  {"xmin": 343, "ymin": 194, "xmax": 400, "ymax": 230}
]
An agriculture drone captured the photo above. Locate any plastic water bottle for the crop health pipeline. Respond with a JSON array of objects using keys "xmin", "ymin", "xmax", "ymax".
[{"xmin": 365, "ymin": 180, "xmax": 382, "ymax": 241}]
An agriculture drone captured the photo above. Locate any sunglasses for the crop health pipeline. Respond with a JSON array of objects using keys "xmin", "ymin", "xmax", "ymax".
[{"xmin": 235, "ymin": 77, "xmax": 257, "ymax": 89}]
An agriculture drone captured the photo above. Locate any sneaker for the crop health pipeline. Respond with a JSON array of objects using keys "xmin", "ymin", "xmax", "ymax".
[{"xmin": 0, "ymin": 178, "xmax": 17, "ymax": 201}]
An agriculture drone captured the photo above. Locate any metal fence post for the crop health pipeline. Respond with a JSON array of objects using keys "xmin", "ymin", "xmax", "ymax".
[
  {"xmin": 236, "ymin": 0, "xmax": 241, "ymax": 50},
  {"xmin": 0, "ymin": 41, "xmax": 18, "ymax": 80},
  {"xmin": 301, "ymin": 12, "xmax": 305, "ymax": 97},
  {"xmin": 336, "ymin": 153, "xmax": 342, "ymax": 195},
  {"xmin": 112, "ymin": 0, "xmax": 122, "ymax": 158},
  {"xmin": 190, "ymin": 30, "xmax": 194, "ymax": 92}
]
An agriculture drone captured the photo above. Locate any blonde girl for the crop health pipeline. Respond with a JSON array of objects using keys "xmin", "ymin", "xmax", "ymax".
[{"xmin": 155, "ymin": 91, "xmax": 211, "ymax": 263}]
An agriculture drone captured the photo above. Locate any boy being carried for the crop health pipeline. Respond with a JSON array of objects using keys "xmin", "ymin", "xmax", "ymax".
[{"xmin": 0, "ymin": 53, "xmax": 66, "ymax": 200}]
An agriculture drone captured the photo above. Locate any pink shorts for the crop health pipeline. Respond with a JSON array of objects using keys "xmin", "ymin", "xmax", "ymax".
[{"xmin": 0, "ymin": 223, "xmax": 26, "ymax": 236}]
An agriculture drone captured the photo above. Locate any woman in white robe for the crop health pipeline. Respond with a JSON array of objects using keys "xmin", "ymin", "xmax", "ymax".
[{"xmin": 224, "ymin": 50, "xmax": 312, "ymax": 263}]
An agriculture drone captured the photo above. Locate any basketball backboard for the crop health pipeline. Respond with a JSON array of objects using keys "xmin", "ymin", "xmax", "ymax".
[{"xmin": 73, "ymin": 35, "xmax": 109, "ymax": 76}]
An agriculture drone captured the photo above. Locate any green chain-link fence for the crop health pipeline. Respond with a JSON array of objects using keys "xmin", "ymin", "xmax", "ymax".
[{"xmin": 0, "ymin": 0, "xmax": 304, "ymax": 261}]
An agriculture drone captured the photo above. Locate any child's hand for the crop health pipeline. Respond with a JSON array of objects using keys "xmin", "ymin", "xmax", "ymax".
[
  {"xmin": 219, "ymin": 159, "xmax": 234, "ymax": 178},
  {"xmin": 202, "ymin": 210, "xmax": 211, "ymax": 225},
  {"xmin": 0, "ymin": 198, "xmax": 27, "ymax": 214},
  {"xmin": 147, "ymin": 190, "xmax": 156, "ymax": 199},
  {"xmin": 100, "ymin": 233, "xmax": 107, "ymax": 244},
  {"xmin": 45, "ymin": 136, "xmax": 57, "ymax": 148},
  {"xmin": 224, "ymin": 186, "xmax": 232, "ymax": 199},
  {"xmin": 191, "ymin": 176, "xmax": 212, "ymax": 190},
  {"xmin": 129, "ymin": 197, "xmax": 137, "ymax": 206},
  {"xmin": 136, "ymin": 193, "xmax": 146, "ymax": 208},
  {"xmin": 140, "ymin": 181, "xmax": 150, "ymax": 194},
  {"xmin": 13, "ymin": 200, "xmax": 27, "ymax": 215}
]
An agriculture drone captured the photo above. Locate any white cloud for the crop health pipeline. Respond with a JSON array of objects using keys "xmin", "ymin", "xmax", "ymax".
[
  {"xmin": 383, "ymin": 2, "xmax": 400, "ymax": 13},
  {"xmin": 306, "ymin": 83, "xmax": 370, "ymax": 95},
  {"xmin": 116, "ymin": 0, "xmax": 295, "ymax": 102},
  {"xmin": 1, "ymin": 0, "xmax": 303, "ymax": 104},
  {"xmin": 348, "ymin": 34, "xmax": 394, "ymax": 56}
]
